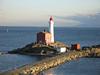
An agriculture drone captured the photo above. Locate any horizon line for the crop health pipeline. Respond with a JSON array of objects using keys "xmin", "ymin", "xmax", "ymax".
[{"xmin": 0, "ymin": 26, "xmax": 100, "ymax": 28}]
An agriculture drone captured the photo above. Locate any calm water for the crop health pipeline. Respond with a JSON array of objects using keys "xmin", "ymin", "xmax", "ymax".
[
  {"xmin": 0, "ymin": 26, "xmax": 100, "ymax": 74},
  {"xmin": 0, "ymin": 54, "xmax": 39, "ymax": 72}
]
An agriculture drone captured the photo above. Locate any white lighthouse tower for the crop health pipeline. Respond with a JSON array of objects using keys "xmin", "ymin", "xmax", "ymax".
[{"xmin": 49, "ymin": 16, "xmax": 54, "ymax": 43}]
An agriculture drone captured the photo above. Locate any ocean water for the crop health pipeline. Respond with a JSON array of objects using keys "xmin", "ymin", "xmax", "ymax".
[
  {"xmin": 0, "ymin": 27, "xmax": 100, "ymax": 51},
  {"xmin": 0, "ymin": 26, "xmax": 100, "ymax": 74}
]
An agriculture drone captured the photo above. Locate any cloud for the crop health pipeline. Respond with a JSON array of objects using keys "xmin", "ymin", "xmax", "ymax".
[
  {"xmin": 54, "ymin": 19, "xmax": 80, "ymax": 27},
  {"xmin": 54, "ymin": 12, "xmax": 100, "ymax": 27}
]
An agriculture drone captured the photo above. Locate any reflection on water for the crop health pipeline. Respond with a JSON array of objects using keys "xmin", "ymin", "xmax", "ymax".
[
  {"xmin": 44, "ymin": 69, "xmax": 54, "ymax": 75},
  {"xmin": 40, "ymin": 69, "xmax": 54, "ymax": 75}
]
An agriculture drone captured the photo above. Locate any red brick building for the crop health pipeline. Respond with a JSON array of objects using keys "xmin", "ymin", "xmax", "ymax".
[
  {"xmin": 71, "ymin": 43, "xmax": 80, "ymax": 50},
  {"xmin": 37, "ymin": 31, "xmax": 52, "ymax": 45}
]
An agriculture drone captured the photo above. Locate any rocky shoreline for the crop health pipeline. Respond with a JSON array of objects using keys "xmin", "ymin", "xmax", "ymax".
[
  {"xmin": 0, "ymin": 43, "xmax": 100, "ymax": 75},
  {"xmin": 82, "ymin": 45, "xmax": 100, "ymax": 58},
  {"xmin": 8, "ymin": 42, "xmax": 100, "ymax": 58},
  {"xmin": 8, "ymin": 42, "xmax": 68, "ymax": 56},
  {"xmin": 1, "ymin": 47, "xmax": 100, "ymax": 75}
]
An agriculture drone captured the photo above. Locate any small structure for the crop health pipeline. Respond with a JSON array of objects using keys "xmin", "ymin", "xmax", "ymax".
[
  {"xmin": 37, "ymin": 31, "xmax": 51, "ymax": 45},
  {"xmin": 71, "ymin": 43, "xmax": 80, "ymax": 50},
  {"xmin": 57, "ymin": 47, "xmax": 66, "ymax": 53},
  {"xmin": 54, "ymin": 46, "xmax": 67, "ymax": 53}
]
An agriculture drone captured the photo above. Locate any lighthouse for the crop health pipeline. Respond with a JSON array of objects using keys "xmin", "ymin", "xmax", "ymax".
[
  {"xmin": 49, "ymin": 16, "xmax": 54, "ymax": 43},
  {"xmin": 37, "ymin": 16, "xmax": 54, "ymax": 45}
]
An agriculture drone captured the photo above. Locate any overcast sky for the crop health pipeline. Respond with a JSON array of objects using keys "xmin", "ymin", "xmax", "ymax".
[{"xmin": 0, "ymin": 0, "xmax": 100, "ymax": 27}]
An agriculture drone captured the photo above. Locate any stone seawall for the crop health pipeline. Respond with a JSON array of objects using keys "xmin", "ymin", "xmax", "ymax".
[{"xmin": 0, "ymin": 49, "xmax": 100, "ymax": 75}]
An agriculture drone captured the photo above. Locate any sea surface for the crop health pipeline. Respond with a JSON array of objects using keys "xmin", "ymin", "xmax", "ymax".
[{"xmin": 0, "ymin": 26, "xmax": 100, "ymax": 75}]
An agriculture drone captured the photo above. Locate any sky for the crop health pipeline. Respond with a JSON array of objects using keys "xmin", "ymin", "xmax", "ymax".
[{"xmin": 0, "ymin": 0, "xmax": 100, "ymax": 27}]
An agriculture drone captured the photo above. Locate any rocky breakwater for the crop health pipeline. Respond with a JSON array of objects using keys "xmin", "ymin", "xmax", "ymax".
[
  {"xmin": 1, "ymin": 49, "xmax": 99, "ymax": 75},
  {"xmin": 82, "ymin": 45, "xmax": 100, "ymax": 57}
]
